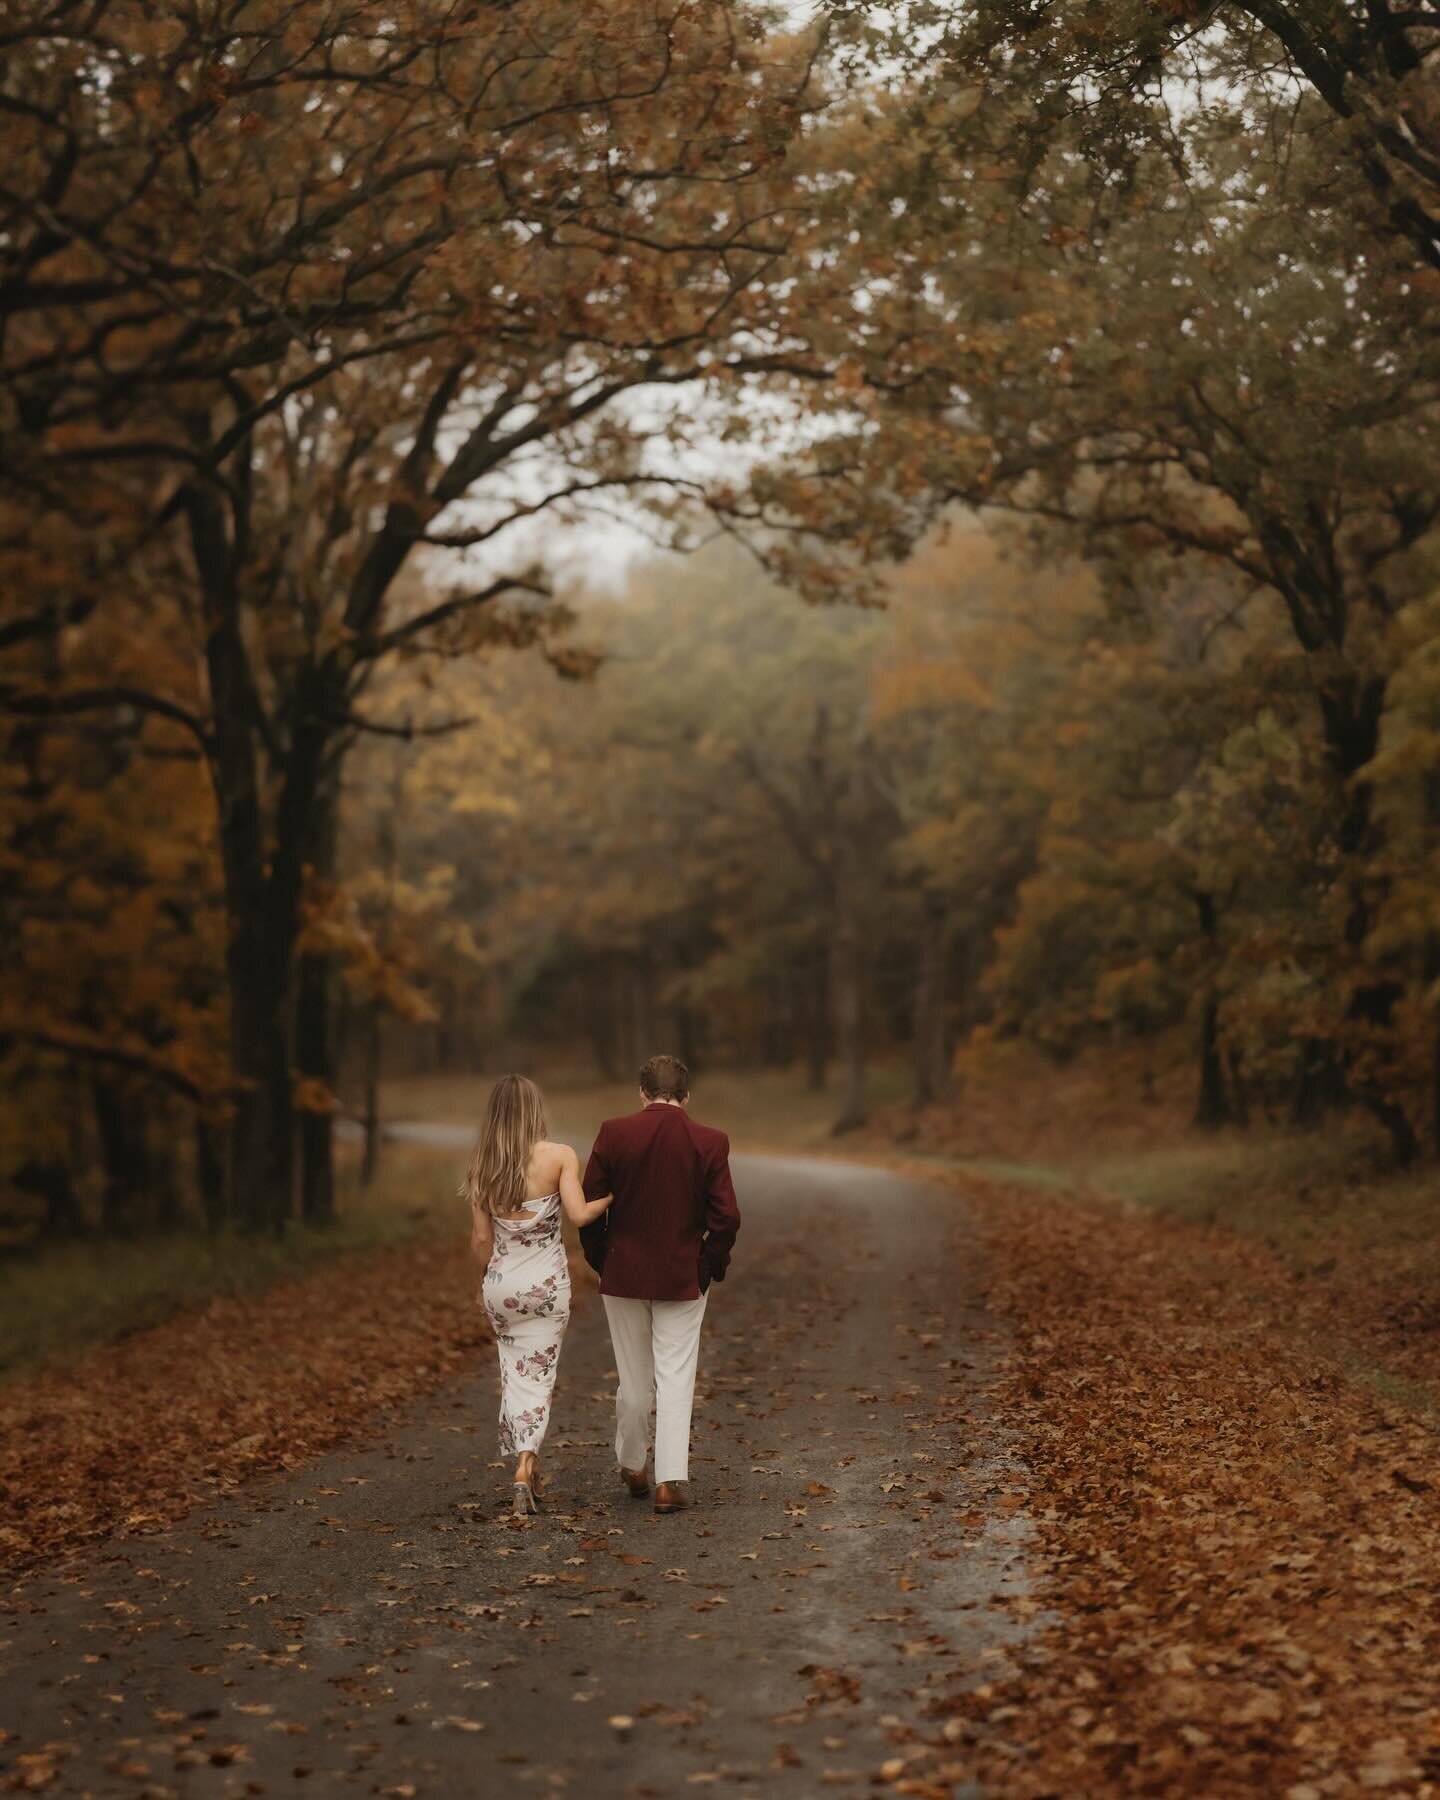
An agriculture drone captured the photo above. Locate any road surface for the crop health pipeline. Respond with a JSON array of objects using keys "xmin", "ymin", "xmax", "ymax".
[{"xmin": 1, "ymin": 1151, "xmax": 1035, "ymax": 1797}]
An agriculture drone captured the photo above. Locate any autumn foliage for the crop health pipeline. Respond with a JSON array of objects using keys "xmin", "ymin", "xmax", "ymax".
[{"xmin": 6, "ymin": 0, "xmax": 1440, "ymax": 1243}]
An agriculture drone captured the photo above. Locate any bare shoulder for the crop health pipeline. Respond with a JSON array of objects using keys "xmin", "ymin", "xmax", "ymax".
[{"xmin": 526, "ymin": 1140, "xmax": 574, "ymax": 1191}]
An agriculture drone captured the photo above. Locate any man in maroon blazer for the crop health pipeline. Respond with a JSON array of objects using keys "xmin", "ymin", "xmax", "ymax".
[{"xmin": 581, "ymin": 1053, "xmax": 740, "ymax": 1513}]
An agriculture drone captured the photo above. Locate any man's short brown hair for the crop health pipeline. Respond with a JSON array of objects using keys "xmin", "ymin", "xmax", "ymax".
[{"xmin": 639, "ymin": 1054, "xmax": 690, "ymax": 1102}]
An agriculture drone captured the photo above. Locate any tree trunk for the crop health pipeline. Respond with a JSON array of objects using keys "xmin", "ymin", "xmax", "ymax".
[
  {"xmin": 1191, "ymin": 890, "xmax": 1230, "ymax": 1130},
  {"xmin": 298, "ymin": 794, "xmax": 338, "ymax": 1225},
  {"xmin": 333, "ymin": 978, "xmax": 354, "ymax": 1093},
  {"xmin": 227, "ymin": 1006, "xmax": 293, "ymax": 1232},
  {"xmin": 1430, "ymin": 1011, "xmax": 1440, "ymax": 1159},
  {"xmin": 196, "ymin": 1116, "xmax": 226, "ymax": 1230},
  {"xmin": 298, "ymin": 950, "xmax": 336, "ymax": 1224},
  {"xmin": 760, "ymin": 975, "xmax": 790, "ymax": 1069},
  {"xmin": 611, "ymin": 960, "xmax": 631, "ymax": 1081},
  {"xmin": 629, "ymin": 950, "xmax": 656, "ymax": 1066},
  {"xmin": 805, "ymin": 953, "xmax": 829, "ymax": 1091},
  {"xmin": 1369, "ymin": 1090, "xmax": 1419, "ymax": 1163},
  {"xmin": 191, "ymin": 492, "xmax": 349, "ymax": 1232},
  {"xmin": 1321, "ymin": 672, "xmax": 1417, "ymax": 1162},
  {"xmin": 361, "ymin": 999, "xmax": 383, "ymax": 1188},
  {"xmin": 188, "ymin": 469, "xmax": 295, "ymax": 1232},
  {"xmin": 1225, "ymin": 1048, "xmax": 1251, "ymax": 1130},
  {"xmin": 911, "ymin": 899, "xmax": 950, "ymax": 1108},
  {"xmin": 1193, "ymin": 991, "xmax": 1230, "ymax": 1129},
  {"xmin": 44, "ymin": 1164, "xmax": 82, "ymax": 1236},
  {"xmin": 152, "ymin": 1120, "xmax": 183, "ymax": 1230},
  {"xmin": 17, "ymin": 1160, "xmax": 83, "ymax": 1237},
  {"xmin": 93, "ymin": 1077, "xmax": 146, "ymax": 1233},
  {"xmin": 1291, "ymin": 1037, "xmax": 1344, "ymax": 1128},
  {"xmin": 588, "ymin": 966, "xmax": 620, "ymax": 1080},
  {"xmin": 674, "ymin": 997, "xmax": 702, "ymax": 1073}
]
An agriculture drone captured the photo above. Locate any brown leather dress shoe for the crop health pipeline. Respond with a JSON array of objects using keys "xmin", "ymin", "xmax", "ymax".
[
  {"xmin": 620, "ymin": 1466, "xmax": 650, "ymax": 1498},
  {"xmin": 653, "ymin": 1481, "xmax": 691, "ymax": 1514}
]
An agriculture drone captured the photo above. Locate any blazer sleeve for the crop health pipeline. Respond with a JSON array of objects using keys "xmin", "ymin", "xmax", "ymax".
[
  {"xmin": 700, "ymin": 1133, "xmax": 740, "ymax": 1282},
  {"xmin": 579, "ymin": 1128, "xmax": 611, "ymax": 1276}
]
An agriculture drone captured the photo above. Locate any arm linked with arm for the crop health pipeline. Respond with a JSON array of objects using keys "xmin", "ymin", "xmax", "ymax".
[
  {"xmin": 559, "ymin": 1143, "xmax": 611, "ymax": 1226},
  {"xmin": 579, "ymin": 1129, "xmax": 612, "ymax": 1275},
  {"xmin": 701, "ymin": 1134, "xmax": 740, "ymax": 1283}
]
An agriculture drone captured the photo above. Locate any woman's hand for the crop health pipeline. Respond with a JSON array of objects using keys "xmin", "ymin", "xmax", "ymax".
[{"xmin": 558, "ymin": 1144, "xmax": 611, "ymax": 1225}]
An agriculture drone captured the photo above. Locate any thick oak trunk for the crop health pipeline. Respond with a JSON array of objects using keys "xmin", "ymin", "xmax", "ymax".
[{"xmin": 190, "ymin": 475, "xmax": 295, "ymax": 1232}]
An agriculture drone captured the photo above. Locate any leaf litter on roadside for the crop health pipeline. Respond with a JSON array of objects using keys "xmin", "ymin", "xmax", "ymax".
[{"xmin": 920, "ymin": 1172, "xmax": 1440, "ymax": 1798}]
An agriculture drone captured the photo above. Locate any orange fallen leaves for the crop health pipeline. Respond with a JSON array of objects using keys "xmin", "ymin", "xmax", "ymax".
[
  {"xmin": 934, "ymin": 1176, "xmax": 1440, "ymax": 1796},
  {"xmin": 0, "ymin": 1234, "xmax": 495, "ymax": 1573}
]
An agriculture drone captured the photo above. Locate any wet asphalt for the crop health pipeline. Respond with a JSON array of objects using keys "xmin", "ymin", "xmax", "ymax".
[{"xmin": 0, "ymin": 1152, "xmax": 1036, "ymax": 1798}]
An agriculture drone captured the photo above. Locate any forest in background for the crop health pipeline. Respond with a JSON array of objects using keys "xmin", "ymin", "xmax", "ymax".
[{"xmin": 4, "ymin": 0, "xmax": 1440, "ymax": 1247}]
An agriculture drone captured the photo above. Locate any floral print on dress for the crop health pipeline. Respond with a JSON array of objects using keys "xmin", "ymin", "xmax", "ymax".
[
  {"xmin": 514, "ymin": 1341, "xmax": 559, "ymax": 1382},
  {"xmin": 483, "ymin": 1191, "xmax": 570, "ymax": 1458}
]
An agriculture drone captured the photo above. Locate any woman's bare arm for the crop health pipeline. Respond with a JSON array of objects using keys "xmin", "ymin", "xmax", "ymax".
[
  {"xmin": 557, "ymin": 1143, "xmax": 612, "ymax": 1225},
  {"xmin": 470, "ymin": 1201, "xmax": 494, "ymax": 1281}
]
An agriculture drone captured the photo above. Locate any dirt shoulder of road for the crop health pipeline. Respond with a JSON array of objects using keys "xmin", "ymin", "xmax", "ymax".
[
  {"xmin": 910, "ymin": 1163, "xmax": 1440, "ymax": 1799},
  {"xmin": 0, "ymin": 1223, "xmax": 508, "ymax": 1574}
]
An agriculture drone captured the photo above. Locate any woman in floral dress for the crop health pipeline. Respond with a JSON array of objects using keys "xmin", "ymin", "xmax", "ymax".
[{"xmin": 463, "ymin": 1075, "xmax": 612, "ymax": 1514}]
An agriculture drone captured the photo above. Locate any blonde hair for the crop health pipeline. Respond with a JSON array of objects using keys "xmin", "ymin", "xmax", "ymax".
[{"xmin": 460, "ymin": 1074, "xmax": 548, "ymax": 1219}]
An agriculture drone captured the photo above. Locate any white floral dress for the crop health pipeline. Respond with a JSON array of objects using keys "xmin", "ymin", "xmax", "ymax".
[{"xmin": 483, "ymin": 1192, "xmax": 570, "ymax": 1456}]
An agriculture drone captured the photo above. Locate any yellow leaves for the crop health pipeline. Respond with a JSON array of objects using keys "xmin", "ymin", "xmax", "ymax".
[
  {"xmin": 871, "ymin": 657, "xmax": 994, "ymax": 721},
  {"xmin": 292, "ymin": 1077, "xmax": 339, "ymax": 1116}
]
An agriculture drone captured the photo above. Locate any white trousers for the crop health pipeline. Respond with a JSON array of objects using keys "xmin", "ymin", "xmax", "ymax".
[{"xmin": 602, "ymin": 1293, "xmax": 708, "ymax": 1485}]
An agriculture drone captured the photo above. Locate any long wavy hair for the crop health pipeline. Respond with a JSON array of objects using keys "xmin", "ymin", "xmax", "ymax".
[{"xmin": 460, "ymin": 1074, "xmax": 548, "ymax": 1219}]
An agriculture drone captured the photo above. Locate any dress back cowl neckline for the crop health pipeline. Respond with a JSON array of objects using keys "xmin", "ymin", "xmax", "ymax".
[{"xmin": 497, "ymin": 1191, "xmax": 561, "ymax": 1227}]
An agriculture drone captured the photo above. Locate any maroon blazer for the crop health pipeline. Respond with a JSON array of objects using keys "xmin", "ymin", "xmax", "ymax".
[{"xmin": 580, "ymin": 1103, "xmax": 740, "ymax": 1301}]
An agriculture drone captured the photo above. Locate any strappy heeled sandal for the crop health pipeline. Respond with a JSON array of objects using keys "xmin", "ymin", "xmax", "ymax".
[{"xmin": 512, "ymin": 1479, "xmax": 539, "ymax": 1517}]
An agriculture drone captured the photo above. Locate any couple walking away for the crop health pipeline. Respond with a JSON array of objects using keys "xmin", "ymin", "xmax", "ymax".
[{"xmin": 463, "ymin": 1054, "xmax": 741, "ymax": 1517}]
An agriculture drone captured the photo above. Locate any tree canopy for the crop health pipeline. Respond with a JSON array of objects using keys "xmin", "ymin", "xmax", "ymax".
[{"xmin": 5, "ymin": 0, "xmax": 1440, "ymax": 1243}]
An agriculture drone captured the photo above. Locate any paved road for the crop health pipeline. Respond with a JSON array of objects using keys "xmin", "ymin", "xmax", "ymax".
[{"xmin": 1, "ymin": 1153, "xmax": 1034, "ymax": 1798}]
